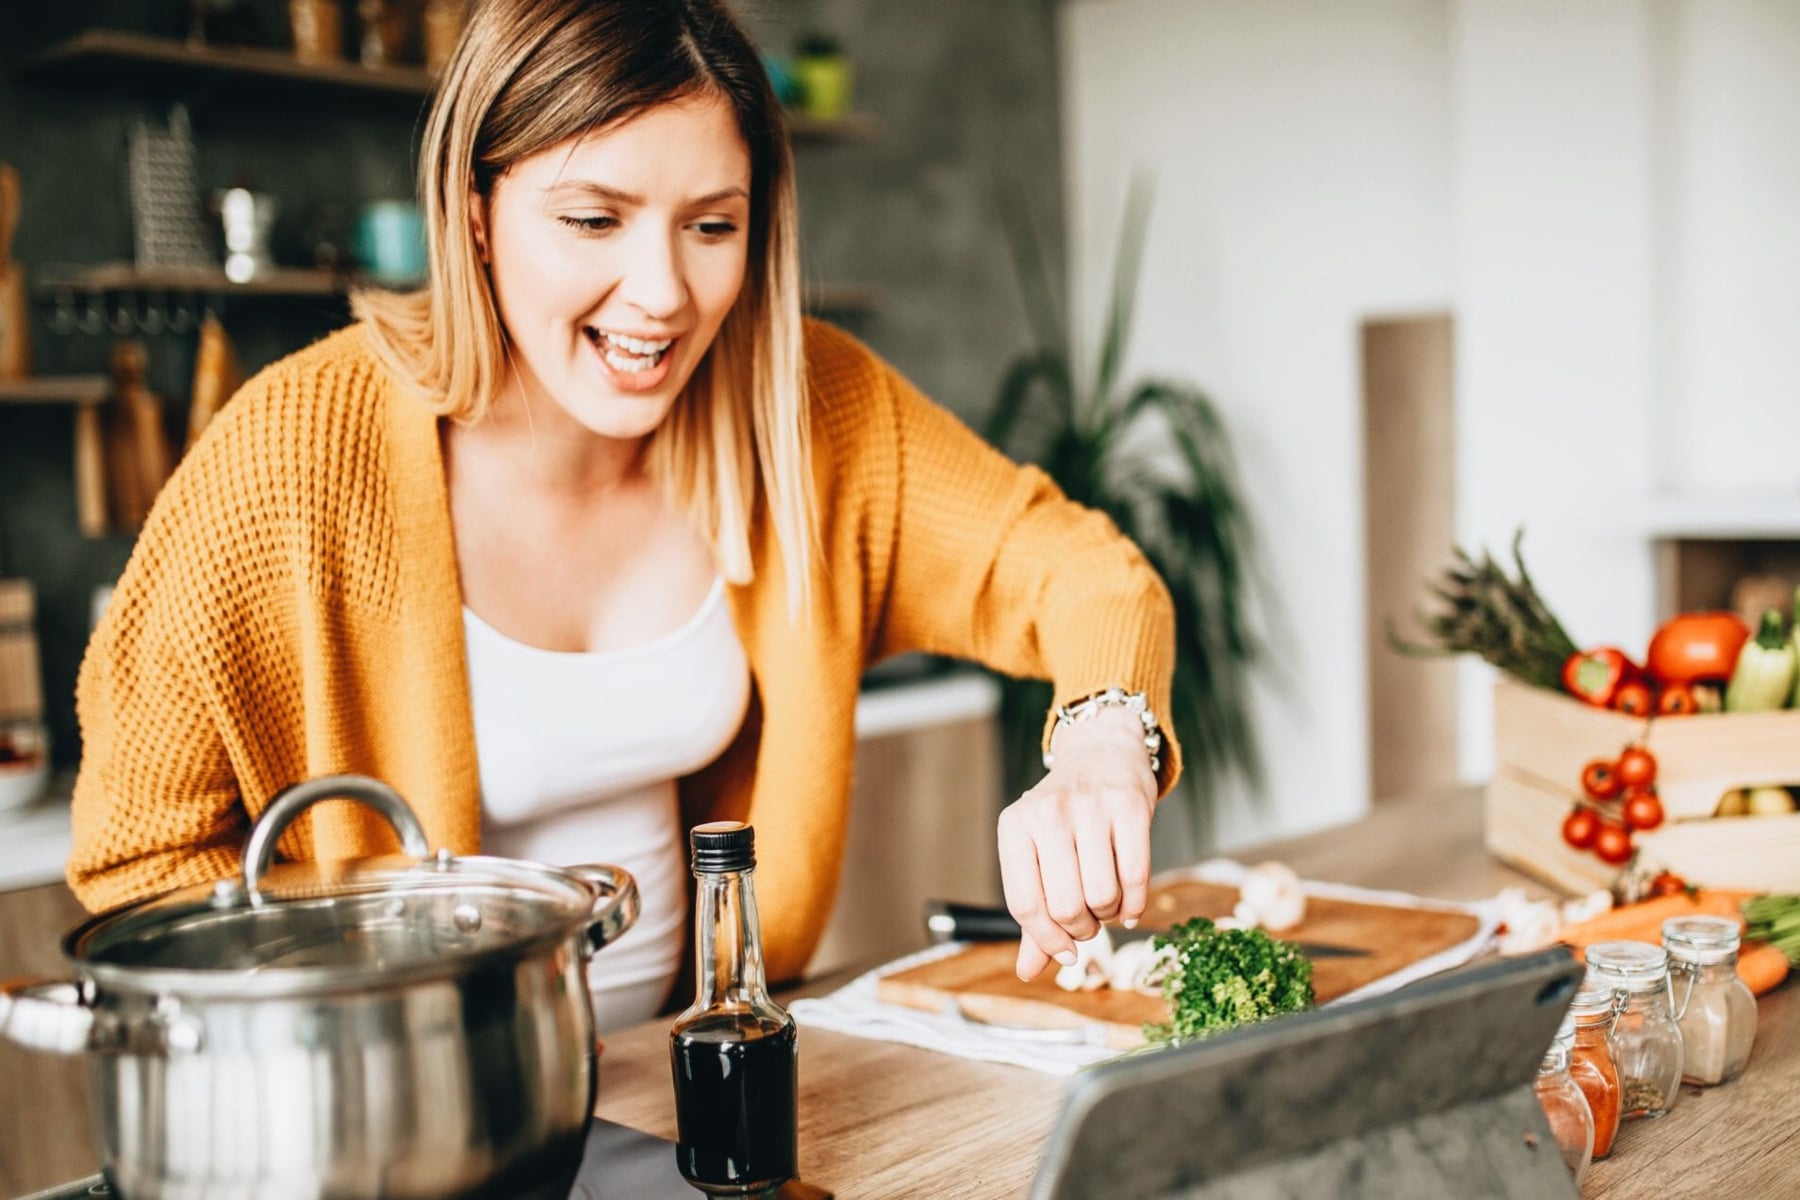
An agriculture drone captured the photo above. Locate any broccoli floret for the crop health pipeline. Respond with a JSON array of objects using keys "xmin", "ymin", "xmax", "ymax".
[{"xmin": 1142, "ymin": 917, "xmax": 1314, "ymax": 1045}]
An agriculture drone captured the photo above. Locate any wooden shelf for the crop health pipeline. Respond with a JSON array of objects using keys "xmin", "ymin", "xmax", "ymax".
[
  {"xmin": 0, "ymin": 377, "xmax": 109, "ymax": 407},
  {"xmin": 38, "ymin": 263, "xmax": 369, "ymax": 297},
  {"xmin": 1644, "ymin": 494, "xmax": 1800, "ymax": 541},
  {"xmin": 23, "ymin": 30, "xmax": 435, "ymax": 98},
  {"xmin": 806, "ymin": 282, "xmax": 882, "ymax": 315},
  {"xmin": 787, "ymin": 112, "xmax": 880, "ymax": 142},
  {"xmin": 41, "ymin": 263, "xmax": 881, "ymax": 314},
  {"xmin": 23, "ymin": 33, "xmax": 883, "ymax": 143}
]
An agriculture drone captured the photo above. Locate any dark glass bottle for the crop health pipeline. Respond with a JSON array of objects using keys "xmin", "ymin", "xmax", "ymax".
[{"xmin": 670, "ymin": 822, "xmax": 799, "ymax": 1196}]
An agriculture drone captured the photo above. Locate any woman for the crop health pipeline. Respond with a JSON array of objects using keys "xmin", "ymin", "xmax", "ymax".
[{"xmin": 68, "ymin": 0, "xmax": 1180, "ymax": 1030}]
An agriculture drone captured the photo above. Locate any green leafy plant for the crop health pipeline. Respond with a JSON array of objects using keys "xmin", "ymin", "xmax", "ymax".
[
  {"xmin": 984, "ymin": 179, "xmax": 1265, "ymax": 849},
  {"xmin": 1143, "ymin": 918, "xmax": 1315, "ymax": 1045}
]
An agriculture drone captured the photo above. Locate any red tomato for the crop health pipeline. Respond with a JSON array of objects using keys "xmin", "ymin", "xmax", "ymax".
[
  {"xmin": 1612, "ymin": 680, "xmax": 1653, "ymax": 716},
  {"xmin": 1562, "ymin": 808, "xmax": 1600, "ymax": 850},
  {"xmin": 1623, "ymin": 791, "xmax": 1665, "ymax": 831},
  {"xmin": 1593, "ymin": 821, "xmax": 1634, "ymax": 865},
  {"xmin": 1649, "ymin": 870, "xmax": 1688, "ymax": 897},
  {"xmin": 1656, "ymin": 683, "xmax": 1698, "ymax": 717},
  {"xmin": 1616, "ymin": 745, "xmax": 1657, "ymax": 789},
  {"xmin": 1581, "ymin": 759, "xmax": 1622, "ymax": 801},
  {"xmin": 1646, "ymin": 611, "xmax": 1751, "ymax": 686}
]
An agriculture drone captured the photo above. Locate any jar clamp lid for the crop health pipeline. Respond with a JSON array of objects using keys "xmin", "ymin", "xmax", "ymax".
[
  {"xmin": 1662, "ymin": 915, "xmax": 1741, "ymax": 965},
  {"xmin": 1568, "ymin": 970, "xmax": 1619, "ymax": 1017},
  {"xmin": 1586, "ymin": 941, "xmax": 1671, "ymax": 992}
]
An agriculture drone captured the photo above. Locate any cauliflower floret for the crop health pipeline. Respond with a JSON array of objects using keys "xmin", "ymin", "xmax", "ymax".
[
  {"xmin": 1561, "ymin": 889, "xmax": 1613, "ymax": 926},
  {"xmin": 1496, "ymin": 888, "xmax": 1564, "ymax": 955},
  {"xmin": 1107, "ymin": 937, "xmax": 1177, "ymax": 994},
  {"xmin": 1054, "ymin": 928, "xmax": 1114, "ymax": 992},
  {"xmin": 1236, "ymin": 861, "xmax": 1306, "ymax": 931}
]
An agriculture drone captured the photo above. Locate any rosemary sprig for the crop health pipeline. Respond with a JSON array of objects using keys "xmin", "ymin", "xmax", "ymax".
[{"xmin": 1386, "ymin": 530, "xmax": 1580, "ymax": 693}]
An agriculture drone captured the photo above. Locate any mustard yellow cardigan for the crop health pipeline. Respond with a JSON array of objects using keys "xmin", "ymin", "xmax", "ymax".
[{"xmin": 69, "ymin": 320, "xmax": 1178, "ymax": 982}]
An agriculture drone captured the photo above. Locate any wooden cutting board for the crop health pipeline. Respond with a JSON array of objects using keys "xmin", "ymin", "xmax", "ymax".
[{"xmin": 874, "ymin": 881, "xmax": 1484, "ymax": 1050}]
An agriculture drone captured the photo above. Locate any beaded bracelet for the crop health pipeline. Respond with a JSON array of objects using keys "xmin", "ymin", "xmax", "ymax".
[{"xmin": 1041, "ymin": 687, "xmax": 1163, "ymax": 774}]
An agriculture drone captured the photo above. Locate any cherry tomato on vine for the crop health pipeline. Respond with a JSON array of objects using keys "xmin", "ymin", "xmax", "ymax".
[
  {"xmin": 1623, "ymin": 790, "xmax": 1665, "ymax": 831},
  {"xmin": 1649, "ymin": 870, "xmax": 1688, "ymax": 897},
  {"xmin": 1617, "ymin": 745, "xmax": 1658, "ymax": 789},
  {"xmin": 1613, "ymin": 680, "xmax": 1653, "ymax": 716},
  {"xmin": 1656, "ymin": 683, "xmax": 1699, "ymax": 717},
  {"xmin": 1562, "ymin": 807, "xmax": 1600, "ymax": 850},
  {"xmin": 1593, "ymin": 820, "xmax": 1635, "ymax": 865},
  {"xmin": 1582, "ymin": 758, "xmax": 1623, "ymax": 800}
]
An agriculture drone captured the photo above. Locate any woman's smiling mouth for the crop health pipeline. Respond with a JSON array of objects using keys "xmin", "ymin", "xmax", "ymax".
[
  {"xmin": 585, "ymin": 326, "xmax": 676, "ymax": 374},
  {"xmin": 581, "ymin": 326, "xmax": 682, "ymax": 393}
]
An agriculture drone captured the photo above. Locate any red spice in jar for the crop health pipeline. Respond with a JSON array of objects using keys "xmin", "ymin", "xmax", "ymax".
[{"xmin": 1568, "ymin": 986, "xmax": 1623, "ymax": 1158}]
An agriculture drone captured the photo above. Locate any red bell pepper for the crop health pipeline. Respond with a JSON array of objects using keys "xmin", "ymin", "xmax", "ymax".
[{"xmin": 1562, "ymin": 647, "xmax": 1636, "ymax": 708}]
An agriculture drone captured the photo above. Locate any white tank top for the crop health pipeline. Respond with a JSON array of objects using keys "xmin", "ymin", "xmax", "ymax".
[{"xmin": 464, "ymin": 577, "xmax": 750, "ymax": 1033}]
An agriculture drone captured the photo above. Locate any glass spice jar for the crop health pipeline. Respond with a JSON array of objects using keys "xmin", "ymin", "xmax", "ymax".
[
  {"xmin": 1664, "ymin": 915, "xmax": 1757, "ymax": 1087},
  {"xmin": 1533, "ymin": 1017, "xmax": 1594, "ymax": 1185},
  {"xmin": 1587, "ymin": 940, "xmax": 1684, "ymax": 1119},
  {"xmin": 1566, "ymin": 972, "xmax": 1623, "ymax": 1160}
]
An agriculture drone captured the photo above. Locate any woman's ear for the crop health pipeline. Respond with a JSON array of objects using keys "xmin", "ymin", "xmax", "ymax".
[{"xmin": 469, "ymin": 190, "xmax": 491, "ymax": 264}]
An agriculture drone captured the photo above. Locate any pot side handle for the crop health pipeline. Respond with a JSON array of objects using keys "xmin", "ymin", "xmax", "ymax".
[
  {"xmin": 243, "ymin": 774, "xmax": 433, "ymax": 902},
  {"xmin": 0, "ymin": 978, "xmax": 94, "ymax": 1055},
  {"xmin": 564, "ymin": 865, "xmax": 641, "ymax": 952}
]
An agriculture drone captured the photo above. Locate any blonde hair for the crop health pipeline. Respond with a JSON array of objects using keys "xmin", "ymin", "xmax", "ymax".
[{"xmin": 355, "ymin": 0, "xmax": 813, "ymax": 612}]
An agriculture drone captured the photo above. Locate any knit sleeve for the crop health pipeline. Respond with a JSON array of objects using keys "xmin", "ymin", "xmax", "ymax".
[
  {"xmin": 64, "ymin": 376, "xmax": 276, "ymax": 912},
  {"xmin": 67, "ymin": 577, "xmax": 249, "ymax": 911},
  {"xmin": 864, "ymin": 361, "xmax": 1183, "ymax": 793}
]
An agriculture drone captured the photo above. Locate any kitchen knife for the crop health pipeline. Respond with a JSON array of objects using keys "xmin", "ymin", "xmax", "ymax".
[{"xmin": 924, "ymin": 900, "xmax": 1372, "ymax": 959}]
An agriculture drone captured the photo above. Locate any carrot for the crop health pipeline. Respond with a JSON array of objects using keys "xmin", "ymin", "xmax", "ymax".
[
  {"xmin": 1558, "ymin": 889, "xmax": 1753, "ymax": 958},
  {"xmin": 1739, "ymin": 941, "xmax": 1791, "ymax": 996}
]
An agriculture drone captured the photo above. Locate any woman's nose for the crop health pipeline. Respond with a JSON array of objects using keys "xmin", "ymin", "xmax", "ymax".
[{"xmin": 618, "ymin": 230, "xmax": 687, "ymax": 320}]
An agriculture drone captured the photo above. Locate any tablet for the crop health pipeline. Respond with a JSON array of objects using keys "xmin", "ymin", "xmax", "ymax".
[{"xmin": 1029, "ymin": 946, "xmax": 1584, "ymax": 1200}]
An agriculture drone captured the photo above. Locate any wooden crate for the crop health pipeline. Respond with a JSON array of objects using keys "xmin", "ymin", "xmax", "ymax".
[{"xmin": 1485, "ymin": 675, "xmax": 1800, "ymax": 893}]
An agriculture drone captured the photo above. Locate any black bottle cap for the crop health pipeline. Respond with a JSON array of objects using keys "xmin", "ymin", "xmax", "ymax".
[{"xmin": 690, "ymin": 821, "xmax": 755, "ymax": 873}]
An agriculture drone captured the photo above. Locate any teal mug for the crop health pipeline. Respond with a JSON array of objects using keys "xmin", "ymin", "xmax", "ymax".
[{"xmin": 354, "ymin": 201, "xmax": 427, "ymax": 285}]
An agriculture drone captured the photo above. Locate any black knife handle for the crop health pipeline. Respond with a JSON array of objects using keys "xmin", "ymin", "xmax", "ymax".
[{"xmin": 924, "ymin": 900, "xmax": 1022, "ymax": 943}]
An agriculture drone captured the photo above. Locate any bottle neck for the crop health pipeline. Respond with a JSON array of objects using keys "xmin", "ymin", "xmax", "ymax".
[{"xmin": 692, "ymin": 866, "xmax": 770, "ymax": 1008}]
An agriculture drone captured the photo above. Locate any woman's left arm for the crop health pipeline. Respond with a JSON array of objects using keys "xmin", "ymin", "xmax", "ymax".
[{"xmin": 856, "ymin": 357, "xmax": 1181, "ymax": 982}]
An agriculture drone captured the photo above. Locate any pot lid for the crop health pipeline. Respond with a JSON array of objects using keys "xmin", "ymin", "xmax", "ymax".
[{"xmin": 64, "ymin": 776, "xmax": 637, "ymax": 996}]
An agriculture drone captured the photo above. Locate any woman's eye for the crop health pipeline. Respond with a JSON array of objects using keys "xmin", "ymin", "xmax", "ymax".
[
  {"xmin": 557, "ymin": 215, "xmax": 618, "ymax": 234},
  {"xmin": 693, "ymin": 220, "xmax": 740, "ymax": 240}
]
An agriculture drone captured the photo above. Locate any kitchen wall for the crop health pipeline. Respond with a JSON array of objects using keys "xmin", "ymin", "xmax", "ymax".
[
  {"xmin": 0, "ymin": 0, "xmax": 1065, "ymax": 771},
  {"xmin": 1060, "ymin": 0, "xmax": 1455, "ymax": 851},
  {"xmin": 1061, "ymin": 0, "xmax": 1800, "ymax": 848}
]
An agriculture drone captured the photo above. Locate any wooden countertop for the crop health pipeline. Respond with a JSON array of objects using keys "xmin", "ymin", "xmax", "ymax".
[{"xmin": 594, "ymin": 786, "xmax": 1798, "ymax": 1198}]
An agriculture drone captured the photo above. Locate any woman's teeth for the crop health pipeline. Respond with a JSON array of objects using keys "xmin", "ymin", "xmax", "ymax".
[{"xmin": 589, "ymin": 328, "xmax": 673, "ymax": 374}]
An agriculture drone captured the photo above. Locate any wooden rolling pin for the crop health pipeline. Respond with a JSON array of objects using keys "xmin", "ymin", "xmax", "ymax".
[
  {"xmin": 0, "ymin": 163, "xmax": 29, "ymax": 380},
  {"xmin": 187, "ymin": 310, "xmax": 242, "ymax": 451},
  {"xmin": 74, "ymin": 401, "xmax": 108, "ymax": 536},
  {"xmin": 104, "ymin": 339, "xmax": 174, "ymax": 530},
  {"xmin": 0, "ymin": 579, "xmax": 44, "ymax": 724}
]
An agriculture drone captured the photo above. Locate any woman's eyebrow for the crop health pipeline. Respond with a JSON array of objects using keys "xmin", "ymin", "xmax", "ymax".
[{"xmin": 542, "ymin": 182, "xmax": 749, "ymax": 207}]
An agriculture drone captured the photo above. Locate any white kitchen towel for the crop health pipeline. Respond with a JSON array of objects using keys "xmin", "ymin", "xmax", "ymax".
[
  {"xmin": 787, "ymin": 942, "xmax": 1119, "ymax": 1075},
  {"xmin": 787, "ymin": 861, "xmax": 1502, "ymax": 1075}
]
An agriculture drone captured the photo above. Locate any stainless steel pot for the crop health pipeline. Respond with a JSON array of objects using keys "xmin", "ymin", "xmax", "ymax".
[{"xmin": 0, "ymin": 775, "xmax": 640, "ymax": 1200}]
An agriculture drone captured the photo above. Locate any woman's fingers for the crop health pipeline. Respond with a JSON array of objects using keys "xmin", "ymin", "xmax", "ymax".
[
  {"xmin": 998, "ymin": 809, "xmax": 1077, "ymax": 979},
  {"xmin": 1075, "ymin": 809, "xmax": 1123, "ymax": 922},
  {"xmin": 998, "ymin": 731, "xmax": 1159, "ymax": 981},
  {"xmin": 1109, "ymin": 803, "xmax": 1152, "ymax": 927},
  {"xmin": 1036, "ymin": 828, "xmax": 1100, "ymax": 944},
  {"xmin": 1015, "ymin": 930, "xmax": 1052, "ymax": 982}
]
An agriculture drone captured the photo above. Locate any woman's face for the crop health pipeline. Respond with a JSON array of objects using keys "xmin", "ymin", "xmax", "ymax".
[{"xmin": 478, "ymin": 94, "xmax": 752, "ymax": 440}]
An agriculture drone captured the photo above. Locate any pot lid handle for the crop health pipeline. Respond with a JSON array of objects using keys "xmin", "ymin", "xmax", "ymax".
[{"xmin": 241, "ymin": 774, "xmax": 433, "ymax": 905}]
